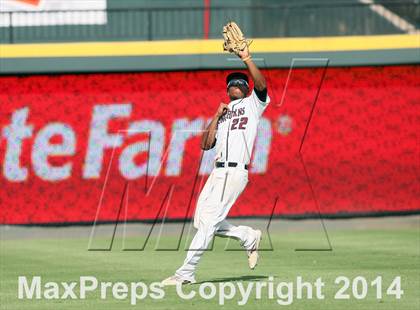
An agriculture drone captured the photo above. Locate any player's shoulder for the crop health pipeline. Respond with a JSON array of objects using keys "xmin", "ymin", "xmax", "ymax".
[{"xmin": 244, "ymin": 90, "xmax": 261, "ymax": 104}]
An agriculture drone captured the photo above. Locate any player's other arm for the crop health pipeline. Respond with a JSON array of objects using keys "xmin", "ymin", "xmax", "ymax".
[{"xmin": 201, "ymin": 102, "xmax": 228, "ymax": 150}]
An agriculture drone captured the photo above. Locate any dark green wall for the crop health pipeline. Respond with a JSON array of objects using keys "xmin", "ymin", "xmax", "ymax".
[
  {"xmin": 1, "ymin": 49, "xmax": 418, "ymax": 75},
  {"xmin": 1, "ymin": 0, "xmax": 408, "ymax": 44}
]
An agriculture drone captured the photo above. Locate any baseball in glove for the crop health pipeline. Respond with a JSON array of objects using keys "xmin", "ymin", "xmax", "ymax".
[{"xmin": 222, "ymin": 21, "xmax": 252, "ymax": 55}]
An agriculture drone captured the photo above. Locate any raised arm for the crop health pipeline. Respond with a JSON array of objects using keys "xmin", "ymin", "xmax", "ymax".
[
  {"xmin": 201, "ymin": 102, "xmax": 229, "ymax": 150},
  {"xmin": 238, "ymin": 46, "xmax": 266, "ymax": 91}
]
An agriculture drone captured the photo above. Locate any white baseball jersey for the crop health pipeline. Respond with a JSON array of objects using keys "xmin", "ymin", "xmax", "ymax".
[{"xmin": 214, "ymin": 89, "xmax": 270, "ymax": 165}]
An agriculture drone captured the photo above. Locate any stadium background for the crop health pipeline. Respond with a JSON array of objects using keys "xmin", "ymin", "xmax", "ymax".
[
  {"xmin": 0, "ymin": 0, "xmax": 419, "ymax": 225},
  {"xmin": 0, "ymin": 2, "xmax": 419, "ymax": 310}
]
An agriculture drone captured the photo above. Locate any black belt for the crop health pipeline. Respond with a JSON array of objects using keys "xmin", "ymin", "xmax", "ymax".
[{"xmin": 215, "ymin": 162, "xmax": 249, "ymax": 170}]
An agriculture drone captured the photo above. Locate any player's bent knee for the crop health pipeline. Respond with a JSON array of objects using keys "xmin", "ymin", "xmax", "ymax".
[{"xmin": 198, "ymin": 220, "xmax": 218, "ymax": 236}]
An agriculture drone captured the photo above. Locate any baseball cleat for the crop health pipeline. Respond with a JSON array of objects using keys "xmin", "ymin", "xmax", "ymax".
[
  {"xmin": 161, "ymin": 275, "xmax": 196, "ymax": 286},
  {"xmin": 248, "ymin": 229, "xmax": 262, "ymax": 270}
]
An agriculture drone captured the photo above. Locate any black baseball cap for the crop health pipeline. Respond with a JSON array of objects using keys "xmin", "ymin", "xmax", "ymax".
[{"xmin": 226, "ymin": 72, "xmax": 249, "ymax": 85}]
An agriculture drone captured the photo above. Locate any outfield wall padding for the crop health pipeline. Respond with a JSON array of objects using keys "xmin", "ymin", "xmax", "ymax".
[{"xmin": 0, "ymin": 65, "xmax": 419, "ymax": 225}]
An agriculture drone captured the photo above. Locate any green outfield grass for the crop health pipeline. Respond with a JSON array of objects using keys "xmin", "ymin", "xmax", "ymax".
[{"xmin": 1, "ymin": 227, "xmax": 419, "ymax": 310}]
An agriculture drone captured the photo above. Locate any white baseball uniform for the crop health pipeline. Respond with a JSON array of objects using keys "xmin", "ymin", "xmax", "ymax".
[{"xmin": 175, "ymin": 89, "xmax": 270, "ymax": 282}]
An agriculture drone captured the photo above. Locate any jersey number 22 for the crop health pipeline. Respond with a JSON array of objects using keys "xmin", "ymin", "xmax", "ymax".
[{"xmin": 231, "ymin": 117, "xmax": 248, "ymax": 130}]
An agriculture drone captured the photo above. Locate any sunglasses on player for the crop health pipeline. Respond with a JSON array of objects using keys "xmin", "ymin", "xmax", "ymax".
[{"xmin": 227, "ymin": 79, "xmax": 249, "ymax": 90}]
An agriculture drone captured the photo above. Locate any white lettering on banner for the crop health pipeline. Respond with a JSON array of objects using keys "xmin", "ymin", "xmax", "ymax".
[
  {"xmin": 119, "ymin": 120, "xmax": 165, "ymax": 179},
  {"xmin": 32, "ymin": 123, "xmax": 76, "ymax": 181},
  {"xmin": 251, "ymin": 118, "xmax": 272, "ymax": 174},
  {"xmin": 166, "ymin": 118, "xmax": 204, "ymax": 176},
  {"xmin": 0, "ymin": 0, "xmax": 107, "ymax": 27},
  {"xmin": 0, "ymin": 104, "xmax": 286, "ymax": 182},
  {"xmin": 83, "ymin": 104, "xmax": 131, "ymax": 179},
  {"xmin": 2, "ymin": 107, "xmax": 33, "ymax": 182}
]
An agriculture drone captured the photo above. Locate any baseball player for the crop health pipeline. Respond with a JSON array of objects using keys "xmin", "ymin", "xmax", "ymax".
[{"xmin": 162, "ymin": 23, "xmax": 269, "ymax": 286}]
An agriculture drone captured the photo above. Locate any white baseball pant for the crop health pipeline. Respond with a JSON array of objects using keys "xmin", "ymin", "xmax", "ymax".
[{"xmin": 175, "ymin": 166, "xmax": 259, "ymax": 282}]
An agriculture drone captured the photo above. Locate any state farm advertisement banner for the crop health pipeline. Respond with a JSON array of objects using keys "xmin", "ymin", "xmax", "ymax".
[
  {"xmin": 0, "ymin": 66, "xmax": 419, "ymax": 225},
  {"xmin": 0, "ymin": 0, "xmax": 107, "ymax": 27}
]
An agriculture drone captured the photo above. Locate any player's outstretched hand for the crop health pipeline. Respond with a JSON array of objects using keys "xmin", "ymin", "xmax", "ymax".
[
  {"xmin": 238, "ymin": 45, "xmax": 250, "ymax": 60},
  {"xmin": 216, "ymin": 102, "xmax": 229, "ymax": 117}
]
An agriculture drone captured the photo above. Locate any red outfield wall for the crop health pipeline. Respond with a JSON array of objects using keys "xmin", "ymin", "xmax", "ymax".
[{"xmin": 0, "ymin": 65, "xmax": 419, "ymax": 224}]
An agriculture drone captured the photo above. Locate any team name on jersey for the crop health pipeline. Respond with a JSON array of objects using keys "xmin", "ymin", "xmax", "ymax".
[{"xmin": 218, "ymin": 107, "xmax": 246, "ymax": 124}]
